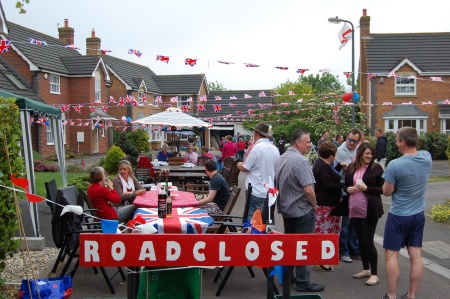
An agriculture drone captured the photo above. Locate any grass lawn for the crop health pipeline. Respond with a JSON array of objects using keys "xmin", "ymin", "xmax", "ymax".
[{"xmin": 34, "ymin": 172, "xmax": 87, "ymax": 197}]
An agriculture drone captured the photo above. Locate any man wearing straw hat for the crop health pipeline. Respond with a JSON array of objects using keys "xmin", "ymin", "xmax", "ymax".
[{"xmin": 237, "ymin": 122, "xmax": 279, "ymax": 220}]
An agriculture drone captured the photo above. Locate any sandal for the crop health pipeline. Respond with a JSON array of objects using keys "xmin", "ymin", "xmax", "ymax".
[{"xmin": 314, "ymin": 265, "xmax": 334, "ymax": 271}]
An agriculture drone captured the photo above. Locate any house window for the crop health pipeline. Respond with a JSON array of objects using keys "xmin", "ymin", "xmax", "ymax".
[
  {"xmin": 95, "ymin": 71, "xmax": 101, "ymax": 102},
  {"xmin": 395, "ymin": 77, "xmax": 416, "ymax": 96},
  {"xmin": 46, "ymin": 124, "xmax": 54, "ymax": 145},
  {"xmin": 178, "ymin": 96, "xmax": 191, "ymax": 108},
  {"xmin": 50, "ymin": 74, "xmax": 60, "ymax": 94},
  {"xmin": 442, "ymin": 119, "xmax": 450, "ymax": 134},
  {"xmin": 384, "ymin": 118, "xmax": 427, "ymax": 135},
  {"xmin": 138, "ymin": 91, "xmax": 145, "ymax": 105}
]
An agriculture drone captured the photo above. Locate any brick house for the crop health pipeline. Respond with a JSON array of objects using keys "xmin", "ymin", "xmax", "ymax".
[{"xmin": 359, "ymin": 9, "xmax": 450, "ymax": 135}]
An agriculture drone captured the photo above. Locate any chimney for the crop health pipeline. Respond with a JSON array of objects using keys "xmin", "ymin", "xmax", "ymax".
[
  {"xmin": 58, "ymin": 19, "xmax": 74, "ymax": 45},
  {"xmin": 360, "ymin": 9, "xmax": 371, "ymax": 38},
  {"xmin": 86, "ymin": 29, "xmax": 101, "ymax": 56}
]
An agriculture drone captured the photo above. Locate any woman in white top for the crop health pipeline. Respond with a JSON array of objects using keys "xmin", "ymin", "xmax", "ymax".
[{"xmin": 111, "ymin": 160, "xmax": 146, "ymax": 205}]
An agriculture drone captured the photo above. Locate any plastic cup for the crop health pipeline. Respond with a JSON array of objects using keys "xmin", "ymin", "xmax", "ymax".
[
  {"xmin": 356, "ymin": 179, "xmax": 363, "ymax": 184},
  {"xmin": 101, "ymin": 219, "xmax": 119, "ymax": 234}
]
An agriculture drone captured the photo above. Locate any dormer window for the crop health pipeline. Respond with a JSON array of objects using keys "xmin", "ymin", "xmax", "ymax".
[
  {"xmin": 50, "ymin": 74, "xmax": 60, "ymax": 94},
  {"xmin": 395, "ymin": 77, "xmax": 416, "ymax": 96}
]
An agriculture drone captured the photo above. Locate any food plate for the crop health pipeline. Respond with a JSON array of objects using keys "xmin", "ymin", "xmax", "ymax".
[{"xmin": 181, "ymin": 163, "xmax": 194, "ymax": 168}]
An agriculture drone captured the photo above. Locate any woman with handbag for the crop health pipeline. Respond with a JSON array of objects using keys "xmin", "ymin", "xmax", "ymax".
[{"xmin": 344, "ymin": 142, "xmax": 384, "ymax": 286}]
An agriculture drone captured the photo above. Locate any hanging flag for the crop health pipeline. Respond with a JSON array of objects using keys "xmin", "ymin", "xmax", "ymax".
[
  {"xmin": 197, "ymin": 104, "xmax": 206, "ymax": 111},
  {"xmin": 343, "ymin": 72, "xmax": 352, "ymax": 79},
  {"xmin": 89, "ymin": 106, "xmax": 96, "ymax": 112},
  {"xmin": 248, "ymin": 109, "xmax": 255, "ymax": 115},
  {"xmin": 244, "ymin": 94, "xmax": 252, "ymax": 99},
  {"xmin": 244, "ymin": 63, "xmax": 260, "ymax": 67},
  {"xmin": 388, "ymin": 71, "xmax": 398, "ymax": 78},
  {"xmin": 125, "ymin": 95, "xmax": 133, "ymax": 103},
  {"xmin": 128, "ymin": 49, "xmax": 142, "ymax": 57},
  {"xmin": 230, "ymin": 95, "xmax": 237, "ymax": 100},
  {"xmin": 64, "ymin": 44, "xmax": 80, "ymax": 50},
  {"xmin": 181, "ymin": 105, "xmax": 189, "ymax": 113},
  {"xmin": 229, "ymin": 103, "xmax": 236, "ymax": 108},
  {"xmin": 117, "ymin": 97, "xmax": 126, "ymax": 107},
  {"xmin": 101, "ymin": 106, "xmax": 109, "ymax": 113},
  {"xmin": 274, "ymin": 66, "xmax": 288, "ymax": 70},
  {"xmin": 29, "ymin": 37, "xmax": 47, "ymax": 45},
  {"xmin": 430, "ymin": 77, "xmax": 442, "ymax": 81},
  {"xmin": 74, "ymin": 104, "xmax": 82, "ymax": 113},
  {"xmin": 99, "ymin": 49, "xmax": 112, "ymax": 54},
  {"xmin": 218, "ymin": 60, "xmax": 234, "ymax": 65},
  {"xmin": 170, "ymin": 96, "xmax": 178, "ymax": 103},
  {"xmin": 109, "ymin": 96, "xmax": 116, "ymax": 104},
  {"xmin": 141, "ymin": 93, "xmax": 147, "ymax": 103},
  {"xmin": 94, "ymin": 98, "xmax": 101, "ymax": 104},
  {"xmin": 259, "ymin": 91, "xmax": 266, "ymax": 98},
  {"xmin": 0, "ymin": 40, "xmax": 12, "ymax": 53},
  {"xmin": 132, "ymin": 99, "xmax": 139, "ymax": 106},
  {"xmin": 338, "ymin": 23, "xmax": 352, "ymax": 50},
  {"xmin": 199, "ymin": 95, "xmax": 207, "ymax": 101},
  {"xmin": 156, "ymin": 55, "xmax": 170, "ymax": 63},
  {"xmin": 259, "ymin": 103, "xmax": 266, "ymax": 109},
  {"xmin": 155, "ymin": 95, "xmax": 163, "ymax": 103},
  {"xmin": 288, "ymin": 90, "xmax": 295, "ymax": 96},
  {"xmin": 186, "ymin": 97, "xmax": 193, "ymax": 102},
  {"xmin": 296, "ymin": 69, "xmax": 308, "ymax": 74},
  {"xmin": 442, "ymin": 99, "xmax": 450, "ymax": 105},
  {"xmin": 213, "ymin": 104, "xmax": 222, "ymax": 113},
  {"xmin": 185, "ymin": 58, "xmax": 197, "ymax": 66},
  {"xmin": 367, "ymin": 73, "xmax": 378, "ymax": 79},
  {"xmin": 382, "ymin": 102, "xmax": 393, "ymax": 105},
  {"xmin": 214, "ymin": 96, "xmax": 222, "ymax": 101}
]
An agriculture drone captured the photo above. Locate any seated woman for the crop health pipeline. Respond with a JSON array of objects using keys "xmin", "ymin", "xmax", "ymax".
[
  {"xmin": 87, "ymin": 166, "xmax": 135, "ymax": 223},
  {"xmin": 201, "ymin": 146, "xmax": 215, "ymax": 159},
  {"xmin": 112, "ymin": 160, "xmax": 146, "ymax": 205},
  {"xmin": 157, "ymin": 143, "xmax": 172, "ymax": 162}
]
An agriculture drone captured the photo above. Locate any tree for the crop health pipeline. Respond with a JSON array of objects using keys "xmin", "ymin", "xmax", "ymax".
[
  {"xmin": 208, "ymin": 81, "xmax": 227, "ymax": 91},
  {"xmin": 242, "ymin": 73, "xmax": 368, "ymax": 143}
]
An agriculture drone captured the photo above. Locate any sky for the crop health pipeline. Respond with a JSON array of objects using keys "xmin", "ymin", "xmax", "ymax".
[{"xmin": 2, "ymin": 0, "xmax": 450, "ymax": 91}]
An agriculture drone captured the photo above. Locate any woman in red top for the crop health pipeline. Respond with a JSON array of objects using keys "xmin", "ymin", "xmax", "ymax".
[
  {"xmin": 201, "ymin": 146, "xmax": 215, "ymax": 159},
  {"xmin": 236, "ymin": 137, "xmax": 246, "ymax": 161},
  {"xmin": 219, "ymin": 135, "xmax": 237, "ymax": 160},
  {"xmin": 87, "ymin": 166, "xmax": 135, "ymax": 223}
]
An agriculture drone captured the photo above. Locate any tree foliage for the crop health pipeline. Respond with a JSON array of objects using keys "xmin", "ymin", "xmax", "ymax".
[
  {"xmin": 242, "ymin": 73, "xmax": 368, "ymax": 143},
  {"xmin": 113, "ymin": 129, "xmax": 149, "ymax": 166},
  {"xmin": 16, "ymin": 0, "xmax": 30, "ymax": 14},
  {"xmin": 0, "ymin": 97, "xmax": 25, "ymax": 283},
  {"xmin": 103, "ymin": 145, "xmax": 126, "ymax": 175},
  {"xmin": 208, "ymin": 81, "xmax": 227, "ymax": 91}
]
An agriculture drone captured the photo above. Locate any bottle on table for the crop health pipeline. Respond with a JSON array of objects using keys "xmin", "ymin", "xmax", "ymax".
[{"xmin": 158, "ymin": 185, "xmax": 167, "ymax": 218}]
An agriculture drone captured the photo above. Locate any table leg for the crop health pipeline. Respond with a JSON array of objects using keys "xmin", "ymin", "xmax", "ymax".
[{"xmin": 127, "ymin": 266, "xmax": 140, "ymax": 299}]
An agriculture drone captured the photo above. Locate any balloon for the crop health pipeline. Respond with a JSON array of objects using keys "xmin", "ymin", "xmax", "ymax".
[
  {"xmin": 121, "ymin": 116, "xmax": 126, "ymax": 121},
  {"xmin": 353, "ymin": 93, "xmax": 360, "ymax": 102},
  {"xmin": 126, "ymin": 117, "xmax": 131, "ymax": 122},
  {"xmin": 345, "ymin": 85, "xmax": 352, "ymax": 93},
  {"xmin": 342, "ymin": 93, "xmax": 352, "ymax": 102}
]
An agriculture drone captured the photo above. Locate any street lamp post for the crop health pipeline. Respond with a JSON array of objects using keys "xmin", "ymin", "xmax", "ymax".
[{"xmin": 328, "ymin": 17, "xmax": 355, "ymax": 128}]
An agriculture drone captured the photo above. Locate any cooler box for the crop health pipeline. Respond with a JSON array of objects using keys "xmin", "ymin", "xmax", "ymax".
[{"xmin": 137, "ymin": 267, "xmax": 202, "ymax": 299}]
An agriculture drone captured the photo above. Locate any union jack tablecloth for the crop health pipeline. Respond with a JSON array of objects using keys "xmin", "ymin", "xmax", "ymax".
[{"xmin": 134, "ymin": 207, "xmax": 213, "ymax": 234}]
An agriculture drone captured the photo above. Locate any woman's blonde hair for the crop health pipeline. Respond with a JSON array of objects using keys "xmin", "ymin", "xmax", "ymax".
[{"xmin": 118, "ymin": 160, "xmax": 134, "ymax": 178}]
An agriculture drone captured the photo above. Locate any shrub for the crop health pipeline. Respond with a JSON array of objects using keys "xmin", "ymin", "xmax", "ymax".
[
  {"xmin": 103, "ymin": 145, "xmax": 126, "ymax": 175},
  {"xmin": 66, "ymin": 163, "xmax": 87, "ymax": 173},
  {"xmin": 0, "ymin": 97, "xmax": 26, "ymax": 284},
  {"xmin": 114, "ymin": 132, "xmax": 139, "ymax": 166},
  {"xmin": 33, "ymin": 160, "xmax": 59, "ymax": 172},
  {"xmin": 386, "ymin": 132, "xmax": 401, "ymax": 166},
  {"xmin": 430, "ymin": 200, "xmax": 450, "ymax": 223},
  {"xmin": 67, "ymin": 175, "xmax": 91, "ymax": 193},
  {"xmin": 418, "ymin": 132, "xmax": 448, "ymax": 160},
  {"xmin": 446, "ymin": 135, "xmax": 450, "ymax": 160}
]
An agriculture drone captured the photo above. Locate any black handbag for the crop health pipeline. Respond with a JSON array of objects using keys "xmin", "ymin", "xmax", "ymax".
[{"xmin": 329, "ymin": 196, "xmax": 349, "ymax": 216}]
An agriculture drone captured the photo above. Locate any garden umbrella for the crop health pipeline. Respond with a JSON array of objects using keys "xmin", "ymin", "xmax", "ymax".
[{"xmin": 132, "ymin": 107, "xmax": 211, "ymax": 128}]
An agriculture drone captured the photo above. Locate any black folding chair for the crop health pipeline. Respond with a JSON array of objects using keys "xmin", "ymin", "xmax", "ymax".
[{"xmin": 44, "ymin": 179, "xmax": 58, "ymax": 214}]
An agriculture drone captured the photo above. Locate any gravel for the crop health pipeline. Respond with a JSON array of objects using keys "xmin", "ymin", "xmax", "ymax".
[{"xmin": 1, "ymin": 247, "xmax": 59, "ymax": 284}]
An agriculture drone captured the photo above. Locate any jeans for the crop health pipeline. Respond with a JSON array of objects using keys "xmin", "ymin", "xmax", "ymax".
[
  {"xmin": 339, "ymin": 215, "xmax": 360, "ymax": 257},
  {"xmin": 283, "ymin": 210, "xmax": 315, "ymax": 289},
  {"xmin": 247, "ymin": 194, "xmax": 266, "ymax": 220},
  {"xmin": 237, "ymin": 150, "xmax": 245, "ymax": 161}
]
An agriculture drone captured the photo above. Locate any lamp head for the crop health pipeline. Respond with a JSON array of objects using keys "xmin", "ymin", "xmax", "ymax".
[{"xmin": 328, "ymin": 17, "xmax": 342, "ymax": 24}]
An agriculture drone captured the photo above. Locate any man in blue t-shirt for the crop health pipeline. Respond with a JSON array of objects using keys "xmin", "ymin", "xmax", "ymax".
[
  {"xmin": 381, "ymin": 127, "xmax": 432, "ymax": 299},
  {"xmin": 197, "ymin": 160, "xmax": 230, "ymax": 212}
]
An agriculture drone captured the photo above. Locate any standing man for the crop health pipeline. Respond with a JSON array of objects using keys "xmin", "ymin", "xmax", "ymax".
[
  {"xmin": 334, "ymin": 127, "xmax": 362, "ymax": 263},
  {"xmin": 381, "ymin": 127, "xmax": 432, "ymax": 299},
  {"xmin": 333, "ymin": 134, "xmax": 344, "ymax": 148},
  {"xmin": 375, "ymin": 128, "xmax": 388, "ymax": 170},
  {"xmin": 237, "ymin": 122, "xmax": 279, "ymax": 219},
  {"xmin": 317, "ymin": 130, "xmax": 329, "ymax": 149},
  {"xmin": 275, "ymin": 129, "xmax": 324, "ymax": 293}
]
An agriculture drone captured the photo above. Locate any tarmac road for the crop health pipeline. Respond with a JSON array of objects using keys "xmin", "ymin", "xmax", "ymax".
[{"xmin": 16, "ymin": 159, "xmax": 450, "ymax": 298}]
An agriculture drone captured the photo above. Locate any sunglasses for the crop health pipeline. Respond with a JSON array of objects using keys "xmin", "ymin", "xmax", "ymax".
[{"xmin": 347, "ymin": 138, "xmax": 359, "ymax": 144}]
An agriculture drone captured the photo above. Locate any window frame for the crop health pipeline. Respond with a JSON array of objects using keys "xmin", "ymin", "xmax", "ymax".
[
  {"xmin": 95, "ymin": 71, "xmax": 101, "ymax": 102},
  {"xmin": 50, "ymin": 74, "xmax": 60, "ymax": 94},
  {"xmin": 46, "ymin": 123, "xmax": 54, "ymax": 145},
  {"xmin": 395, "ymin": 77, "xmax": 416, "ymax": 96},
  {"xmin": 177, "ymin": 95, "xmax": 191, "ymax": 108},
  {"xmin": 384, "ymin": 117, "xmax": 427, "ymax": 135}
]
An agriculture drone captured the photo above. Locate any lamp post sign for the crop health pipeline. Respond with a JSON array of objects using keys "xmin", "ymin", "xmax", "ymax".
[{"xmin": 80, "ymin": 234, "xmax": 339, "ymax": 267}]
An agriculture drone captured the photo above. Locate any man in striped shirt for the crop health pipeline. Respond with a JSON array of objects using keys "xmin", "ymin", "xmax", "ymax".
[{"xmin": 275, "ymin": 129, "xmax": 324, "ymax": 293}]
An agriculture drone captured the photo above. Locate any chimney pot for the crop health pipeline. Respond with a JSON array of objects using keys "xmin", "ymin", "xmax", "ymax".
[
  {"xmin": 64, "ymin": 19, "xmax": 68, "ymax": 27},
  {"xmin": 91, "ymin": 29, "xmax": 95, "ymax": 38},
  {"xmin": 363, "ymin": 9, "xmax": 367, "ymax": 16}
]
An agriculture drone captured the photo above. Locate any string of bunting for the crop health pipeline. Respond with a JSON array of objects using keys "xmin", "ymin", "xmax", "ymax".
[{"xmin": 1, "ymin": 38, "xmax": 450, "ymax": 85}]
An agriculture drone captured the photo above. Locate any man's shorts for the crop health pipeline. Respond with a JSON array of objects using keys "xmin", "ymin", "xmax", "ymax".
[{"xmin": 383, "ymin": 211, "xmax": 425, "ymax": 251}]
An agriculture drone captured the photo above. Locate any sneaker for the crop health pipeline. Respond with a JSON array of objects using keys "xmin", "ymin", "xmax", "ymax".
[
  {"xmin": 351, "ymin": 254, "xmax": 362, "ymax": 260},
  {"xmin": 340, "ymin": 256, "xmax": 352, "ymax": 263}
]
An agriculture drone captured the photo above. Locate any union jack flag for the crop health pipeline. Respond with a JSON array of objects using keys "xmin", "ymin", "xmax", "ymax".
[
  {"xmin": 275, "ymin": 66, "xmax": 288, "ymax": 70},
  {"xmin": 101, "ymin": 106, "xmax": 108, "ymax": 113},
  {"xmin": 259, "ymin": 113, "xmax": 264, "ymax": 118},
  {"xmin": 213, "ymin": 104, "xmax": 222, "ymax": 113},
  {"xmin": 84, "ymin": 121, "xmax": 90, "ymax": 126},
  {"xmin": 156, "ymin": 55, "xmax": 170, "ymax": 63},
  {"xmin": 244, "ymin": 63, "xmax": 260, "ymax": 67},
  {"xmin": 244, "ymin": 94, "xmax": 252, "ymax": 99},
  {"xmin": 74, "ymin": 104, "xmax": 83, "ymax": 114},
  {"xmin": 230, "ymin": 95, "xmax": 237, "ymax": 100},
  {"xmin": 141, "ymin": 93, "xmax": 147, "ymax": 103},
  {"xmin": 155, "ymin": 96, "xmax": 163, "ymax": 103},
  {"xmin": 235, "ymin": 111, "xmax": 242, "ymax": 115},
  {"xmin": 99, "ymin": 49, "xmax": 112, "ymax": 55},
  {"xmin": 402, "ymin": 101, "xmax": 413, "ymax": 105},
  {"xmin": 29, "ymin": 38, "xmax": 47, "ymax": 45},
  {"xmin": 285, "ymin": 111, "xmax": 291, "ymax": 115},
  {"xmin": 117, "ymin": 97, "xmax": 126, "ymax": 107},
  {"xmin": 289, "ymin": 90, "xmax": 295, "ymax": 96},
  {"xmin": 343, "ymin": 72, "xmax": 352, "ymax": 79},
  {"xmin": 214, "ymin": 96, "xmax": 222, "ymax": 101},
  {"xmin": 64, "ymin": 44, "xmax": 80, "ymax": 50},
  {"xmin": 164, "ymin": 103, "xmax": 172, "ymax": 108},
  {"xmin": 430, "ymin": 77, "xmax": 442, "ymax": 81},
  {"xmin": 388, "ymin": 71, "xmax": 398, "ymax": 78},
  {"xmin": 134, "ymin": 207, "xmax": 213, "ymax": 234},
  {"xmin": 442, "ymin": 99, "xmax": 450, "ymax": 105},
  {"xmin": 218, "ymin": 60, "xmax": 234, "ymax": 64},
  {"xmin": 281, "ymin": 103, "xmax": 289, "ymax": 107},
  {"xmin": 185, "ymin": 58, "xmax": 197, "ymax": 66},
  {"xmin": 296, "ymin": 69, "xmax": 308, "ymax": 74},
  {"xmin": 128, "ymin": 49, "xmax": 142, "ymax": 57},
  {"xmin": 259, "ymin": 103, "xmax": 266, "ymax": 109},
  {"xmin": 229, "ymin": 103, "xmax": 236, "ymax": 108},
  {"xmin": 259, "ymin": 91, "xmax": 266, "ymax": 98},
  {"xmin": 422, "ymin": 101, "xmax": 432, "ymax": 105},
  {"xmin": 197, "ymin": 104, "xmax": 206, "ymax": 111},
  {"xmin": 94, "ymin": 98, "xmax": 101, "ymax": 104},
  {"xmin": 59, "ymin": 104, "xmax": 70, "ymax": 113},
  {"xmin": 248, "ymin": 109, "xmax": 255, "ymax": 115},
  {"xmin": 382, "ymin": 102, "xmax": 393, "ymax": 106},
  {"xmin": 186, "ymin": 97, "xmax": 193, "ymax": 102},
  {"xmin": 181, "ymin": 105, "xmax": 189, "ymax": 113},
  {"xmin": 199, "ymin": 95, "xmax": 207, "ymax": 101},
  {"xmin": 132, "ymin": 99, "xmax": 139, "ymax": 106},
  {"xmin": 170, "ymin": 96, "xmax": 178, "ymax": 103},
  {"xmin": 367, "ymin": 73, "xmax": 378, "ymax": 79},
  {"xmin": 0, "ymin": 40, "xmax": 12, "ymax": 53},
  {"xmin": 89, "ymin": 106, "xmax": 96, "ymax": 112},
  {"xmin": 125, "ymin": 95, "xmax": 133, "ymax": 103},
  {"xmin": 109, "ymin": 96, "xmax": 116, "ymax": 103}
]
